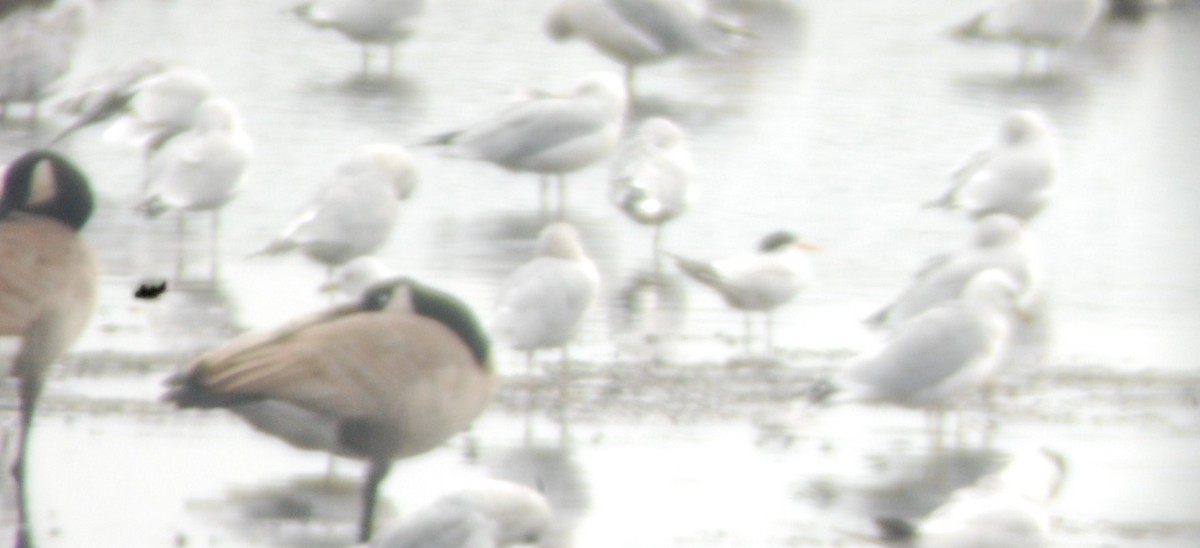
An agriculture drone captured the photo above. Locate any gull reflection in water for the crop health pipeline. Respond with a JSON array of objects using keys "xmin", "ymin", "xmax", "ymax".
[
  {"xmin": 609, "ymin": 267, "xmax": 688, "ymax": 363},
  {"xmin": 485, "ymin": 444, "xmax": 591, "ymax": 548}
]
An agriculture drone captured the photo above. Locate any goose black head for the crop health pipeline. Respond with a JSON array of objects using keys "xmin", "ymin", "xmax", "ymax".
[
  {"xmin": 0, "ymin": 150, "xmax": 94, "ymax": 230},
  {"xmin": 361, "ymin": 277, "xmax": 491, "ymax": 367}
]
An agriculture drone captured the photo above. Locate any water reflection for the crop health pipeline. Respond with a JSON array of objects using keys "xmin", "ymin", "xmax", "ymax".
[
  {"xmin": 189, "ymin": 475, "xmax": 372, "ymax": 546},
  {"xmin": 949, "ymin": 71, "xmax": 1097, "ymax": 124},
  {"xmin": 485, "ymin": 444, "xmax": 590, "ymax": 548},
  {"xmin": 608, "ymin": 267, "xmax": 689, "ymax": 363},
  {"xmin": 802, "ymin": 445, "xmax": 1007, "ymax": 538},
  {"xmin": 146, "ymin": 279, "xmax": 243, "ymax": 356}
]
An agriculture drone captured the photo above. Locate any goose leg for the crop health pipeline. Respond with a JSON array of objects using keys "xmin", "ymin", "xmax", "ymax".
[
  {"xmin": 14, "ymin": 359, "xmax": 47, "ymax": 548},
  {"xmin": 358, "ymin": 458, "xmax": 393, "ymax": 542}
]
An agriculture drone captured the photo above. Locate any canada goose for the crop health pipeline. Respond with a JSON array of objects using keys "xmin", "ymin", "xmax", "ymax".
[
  {"xmin": 369, "ymin": 478, "xmax": 552, "ymax": 548},
  {"xmin": 610, "ymin": 117, "xmax": 694, "ymax": 256},
  {"xmin": 0, "ymin": 149, "xmax": 99, "ymax": 544},
  {"xmin": 424, "ymin": 72, "xmax": 626, "ymax": 216},
  {"xmin": 254, "ymin": 144, "xmax": 417, "ymax": 283},
  {"xmin": 949, "ymin": 0, "xmax": 1102, "ymax": 74},
  {"xmin": 545, "ymin": 0, "xmax": 739, "ymax": 99},
  {"xmin": 671, "ymin": 230, "xmax": 816, "ymax": 352},
  {"xmin": 866, "ymin": 214, "xmax": 1042, "ymax": 329},
  {"xmin": 293, "ymin": 0, "xmax": 426, "ymax": 79},
  {"xmin": 164, "ymin": 276, "xmax": 493, "ymax": 542},
  {"xmin": 0, "ymin": 0, "xmax": 91, "ymax": 122},
  {"xmin": 927, "ymin": 110, "xmax": 1059, "ymax": 222}
]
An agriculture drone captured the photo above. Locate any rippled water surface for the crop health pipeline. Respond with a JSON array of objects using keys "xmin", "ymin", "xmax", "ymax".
[{"xmin": 1, "ymin": 0, "xmax": 1199, "ymax": 546}]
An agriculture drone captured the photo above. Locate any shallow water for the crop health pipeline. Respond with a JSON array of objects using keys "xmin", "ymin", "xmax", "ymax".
[{"xmin": 1, "ymin": 0, "xmax": 1199, "ymax": 546}]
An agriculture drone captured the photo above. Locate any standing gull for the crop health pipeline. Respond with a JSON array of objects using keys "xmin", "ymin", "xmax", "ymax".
[
  {"xmin": 45, "ymin": 58, "xmax": 168, "ymax": 146},
  {"xmin": 254, "ymin": 144, "xmax": 417, "ymax": 284},
  {"xmin": 0, "ymin": 150, "xmax": 99, "ymax": 546},
  {"xmin": 425, "ymin": 72, "xmax": 626, "ymax": 217},
  {"xmin": 927, "ymin": 110, "xmax": 1059, "ymax": 222},
  {"xmin": 867, "ymin": 213, "xmax": 1042, "ymax": 329},
  {"xmin": 138, "ymin": 97, "xmax": 253, "ymax": 279},
  {"xmin": 671, "ymin": 230, "xmax": 816, "ymax": 352},
  {"xmin": 0, "ymin": 0, "xmax": 91, "ymax": 122},
  {"xmin": 493, "ymin": 222, "xmax": 599, "ymax": 439},
  {"xmin": 165, "ymin": 277, "xmax": 494, "ymax": 543},
  {"xmin": 293, "ymin": 0, "xmax": 426, "ymax": 79},
  {"xmin": 610, "ymin": 117, "xmax": 694, "ymax": 258},
  {"xmin": 545, "ymin": 0, "xmax": 739, "ymax": 98},
  {"xmin": 950, "ymin": 0, "xmax": 1102, "ymax": 74},
  {"xmin": 101, "ymin": 66, "xmax": 215, "ymax": 157},
  {"xmin": 816, "ymin": 269, "xmax": 1028, "ymax": 442}
]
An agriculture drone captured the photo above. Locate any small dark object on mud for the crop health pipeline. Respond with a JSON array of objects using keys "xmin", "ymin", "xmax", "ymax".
[{"xmin": 135, "ymin": 279, "xmax": 168, "ymax": 300}]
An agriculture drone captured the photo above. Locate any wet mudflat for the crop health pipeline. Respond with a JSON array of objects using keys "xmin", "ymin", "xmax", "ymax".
[
  {"xmin": 0, "ymin": 345, "xmax": 1194, "ymax": 547},
  {"xmin": 1, "ymin": 0, "xmax": 1199, "ymax": 546}
]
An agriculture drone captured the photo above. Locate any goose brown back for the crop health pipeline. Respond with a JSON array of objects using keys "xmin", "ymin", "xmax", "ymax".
[{"xmin": 165, "ymin": 277, "xmax": 493, "ymax": 543}]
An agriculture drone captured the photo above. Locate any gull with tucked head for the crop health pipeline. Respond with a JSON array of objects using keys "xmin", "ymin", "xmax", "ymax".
[
  {"xmin": 949, "ymin": 0, "xmax": 1102, "ymax": 74},
  {"xmin": 545, "ymin": 0, "xmax": 743, "ymax": 99},
  {"xmin": 292, "ymin": 0, "xmax": 427, "ymax": 79},
  {"xmin": 424, "ymin": 72, "xmax": 626, "ymax": 217},
  {"xmin": 927, "ymin": 110, "xmax": 1059, "ymax": 222},
  {"xmin": 370, "ymin": 479, "xmax": 553, "ymax": 548},
  {"xmin": 255, "ymin": 144, "xmax": 417, "ymax": 285},
  {"xmin": 816, "ymin": 269, "xmax": 1030, "ymax": 443},
  {"xmin": 867, "ymin": 213, "xmax": 1042, "ymax": 329},
  {"xmin": 611, "ymin": 117, "xmax": 695, "ymax": 256}
]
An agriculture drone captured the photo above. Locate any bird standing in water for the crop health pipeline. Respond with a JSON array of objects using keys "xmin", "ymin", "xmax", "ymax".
[
  {"xmin": 165, "ymin": 277, "xmax": 494, "ymax": 542},
  {"xmin": 0, "ymin": 149, "xmax": 99, "ymax": 546},
  {"xmin": 672, "ymin": 230, "xmax": 817, "ymax": 353}
]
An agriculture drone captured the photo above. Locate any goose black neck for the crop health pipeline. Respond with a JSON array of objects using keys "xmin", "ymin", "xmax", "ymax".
[
  {"xmin": 406, "ymin": 280, "xmax": 491, "ymax": 367},
  {"xmin": 1, "ymin": 150, "xmax": 94, "ymax": 230}
]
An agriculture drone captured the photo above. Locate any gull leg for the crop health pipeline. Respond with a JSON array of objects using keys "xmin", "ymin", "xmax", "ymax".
[
  {"xmin": 387, "ymin": 44, "xmax": 397, "ymax": 80},
  {"xmin": 624, "ymin": 65, "xmax": 638, "ymax": 104},
  {"xmin": 175, "ymin": 214, "xmax": 188, "ymax": 282},
  {"xmin": 524, "ymin": 350, "xmax": 536, "ymax": 445},
  {"xmin": 539, "ymin": 175, "xmax": 551, "ymax": 217},
  {"xmin": 766, "ymin": 311, "xmax": 776, "ymax": 354},
  {"xmin": 558, "ymin": 345, "xmax": 572, "ymax": 449},
  {"xmin": 556, "ymin": 175, "xmax": 568, "ymax": 220},
  {"xmin": 210, "ymin": 210, "xmax": 222, "ymax": 280}
]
